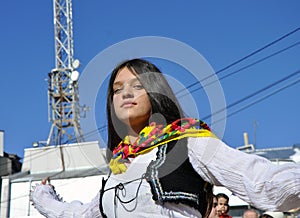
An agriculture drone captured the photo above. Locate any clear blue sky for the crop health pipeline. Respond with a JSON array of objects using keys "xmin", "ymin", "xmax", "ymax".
[{"xmin": 0, "ymin": 1, "xmax": 299, "ymax": 159}]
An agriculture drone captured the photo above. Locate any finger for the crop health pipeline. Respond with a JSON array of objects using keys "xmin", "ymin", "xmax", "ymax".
[{"xmin": 41, "ymin": 176, "xmax": 50, "ymax": 185}]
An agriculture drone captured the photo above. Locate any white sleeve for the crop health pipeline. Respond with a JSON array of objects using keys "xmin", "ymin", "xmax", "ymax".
[
  {"xmin": 187, "ymin": 137, "xmax": 300, "ymax": 211},
  {"xmin": 30, "ymin": 184, "xmax": 102, "ymax": 218}
]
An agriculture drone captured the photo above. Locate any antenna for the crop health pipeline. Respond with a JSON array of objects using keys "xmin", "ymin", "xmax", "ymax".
[{"xmin": 46, "ymin": 0, "xmax": 84, "ymax": 146}]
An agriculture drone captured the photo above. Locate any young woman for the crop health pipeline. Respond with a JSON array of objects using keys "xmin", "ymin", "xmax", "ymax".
[{"xmin": 31, "ymin": 58, "xmax": 300, "ymax": 217}]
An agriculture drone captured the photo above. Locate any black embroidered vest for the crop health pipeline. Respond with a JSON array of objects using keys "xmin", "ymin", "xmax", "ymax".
[{"xmin": 145, "ymin": 139, "xmax": 212, "ymax": 216}]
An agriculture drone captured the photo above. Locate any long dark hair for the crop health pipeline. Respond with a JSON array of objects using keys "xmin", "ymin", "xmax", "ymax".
[{"xmin": 106, "ymin": 58, "xmax": 184, "ymax": 160}]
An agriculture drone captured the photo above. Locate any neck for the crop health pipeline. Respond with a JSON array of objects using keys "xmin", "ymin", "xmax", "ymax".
[{"xmin": 126, "ymin": 124, "xmax": 146, "ymax": 144}]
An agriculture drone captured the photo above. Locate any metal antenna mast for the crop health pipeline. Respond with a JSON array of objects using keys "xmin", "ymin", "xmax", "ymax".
[{"xmin": 47, "ymin": 0, "xmax": 84, "ymax": 146}]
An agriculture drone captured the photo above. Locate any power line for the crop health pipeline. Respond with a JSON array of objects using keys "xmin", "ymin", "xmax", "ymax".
[
  {"xmin": 13, "ymin": 125, "xmax": 108, "ymax": 164},
  {"xmin": 211, "ymin": 77, "xmax": 300, "ymax": 125},
  {"xmin": 64, "ymin": 124, "xmax": 108, "ymax": 144},
  {"xmin": 175, "ymin": 26, "xmax": 300, "ymax": 95},
  {"xmin": 201, "ymin": 69, "xmax": 300, "ymax": 120},
  {"xmin": 177, "ymin": 40, "xmax": 300, "ymax": 99}
]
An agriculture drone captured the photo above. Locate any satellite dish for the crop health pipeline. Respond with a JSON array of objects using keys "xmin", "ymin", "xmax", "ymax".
[
  {"xmin": 72, "ymin": 59, "xmax": 80, "ymax": 69},
  {"xmin": 70, "ymin": 70, "xmax": 80, "ymax": 81}
]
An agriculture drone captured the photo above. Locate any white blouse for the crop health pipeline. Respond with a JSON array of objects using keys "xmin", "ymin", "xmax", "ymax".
[{"xmin": 30, "ymin": 137, "xmax": 300, "ymax": 217}]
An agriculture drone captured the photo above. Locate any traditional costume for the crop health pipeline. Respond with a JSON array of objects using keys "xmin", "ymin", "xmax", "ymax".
[{"xmin": 31, "ymin": 118, "xmax": 300, "ymax": 217}]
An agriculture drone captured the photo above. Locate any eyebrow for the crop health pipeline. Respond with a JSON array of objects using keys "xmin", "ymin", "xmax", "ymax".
[{"xmin": 113, "ymin": 78, "xmax": 140, "ymax": 87}]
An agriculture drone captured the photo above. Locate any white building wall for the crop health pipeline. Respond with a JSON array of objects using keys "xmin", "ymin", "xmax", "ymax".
[
  {"xmin": 1, "ymin": 177, "xmax": 11, "ymax": 218},
  {"xmin": 6, "ymin": 141, "xmax": 108, "ymax": 217},
  {"xmin": 21, "ymin": 141, "xmax": 106, "ymax": 174},
  {"xmin": 0, "ymin": 130, "xmax": 4, "ymax": 156},
  {"xmin": 9, "ymin": 175, "xmax": 106, "ymax": 217},
  {"xmin": 9, "ymin": 182, "xmax": 33, "ymax": 217}
]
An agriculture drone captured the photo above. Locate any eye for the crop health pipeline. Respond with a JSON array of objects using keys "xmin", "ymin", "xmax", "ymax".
[
  {"xmin": 133, "ymin": 83, "xmax": 144, "ymax": 90},
  {"xmin": 113, "ymin": 88, "xmax": 122, "ymax": 94}
]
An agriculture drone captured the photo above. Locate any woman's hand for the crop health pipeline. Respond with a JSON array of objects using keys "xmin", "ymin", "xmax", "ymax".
[
  {"xmin": 41, "ymin": 177, "xmax": 51, "ymax": 185},
  {"xmin": 30, "ymin": 176, "xmax": 63, "ymax": 206}
]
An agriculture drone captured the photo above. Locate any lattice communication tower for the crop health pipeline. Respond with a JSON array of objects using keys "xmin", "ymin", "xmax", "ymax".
[{"xmin": 47, "ymin": 0, "xmax": 84, "ymax": 145}]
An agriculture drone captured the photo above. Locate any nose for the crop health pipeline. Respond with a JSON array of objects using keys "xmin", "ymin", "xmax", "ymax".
[
  {"xmin": 122, "ymin": 85, "xmax": 134, "ymax": 99},
  {"xmin": 221, "ymin": 206, "xmax": 226, "ymax": 213}
]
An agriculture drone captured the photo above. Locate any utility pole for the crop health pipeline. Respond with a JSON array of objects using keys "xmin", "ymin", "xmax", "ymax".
[
  {"xmin": 253, "ymin": 120, "xmax": 257, "ymax": 148},
  {"xmin": 47, "ymin": 0, "xmax": 84, "ymax": 146}
]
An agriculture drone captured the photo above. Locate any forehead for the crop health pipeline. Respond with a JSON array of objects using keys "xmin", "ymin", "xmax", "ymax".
[
  {"xmin": 246, "ymin": 211, "xmax": 257, "ymax": 215},
  {"xmin": 114, "ymin": 67, "xmax": 138, "ymax": 83},
  {"xmin": 218, "ymin": 197, "xmax": 228, "ymax": 203}
]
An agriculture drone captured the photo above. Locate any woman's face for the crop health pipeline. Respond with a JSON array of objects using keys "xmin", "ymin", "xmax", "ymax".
[
  {"xmin": 112, "ymin": 67, "xmax": 151, "ymax": 131},
  {"xmin": 208, "ymin": 197, "xmax": 218, "ymax": 218}
]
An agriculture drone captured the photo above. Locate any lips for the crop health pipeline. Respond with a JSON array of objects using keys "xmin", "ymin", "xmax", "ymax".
[{"xmin": 121, "ymin": 101, "xmax": 137, "ymax": 107}]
